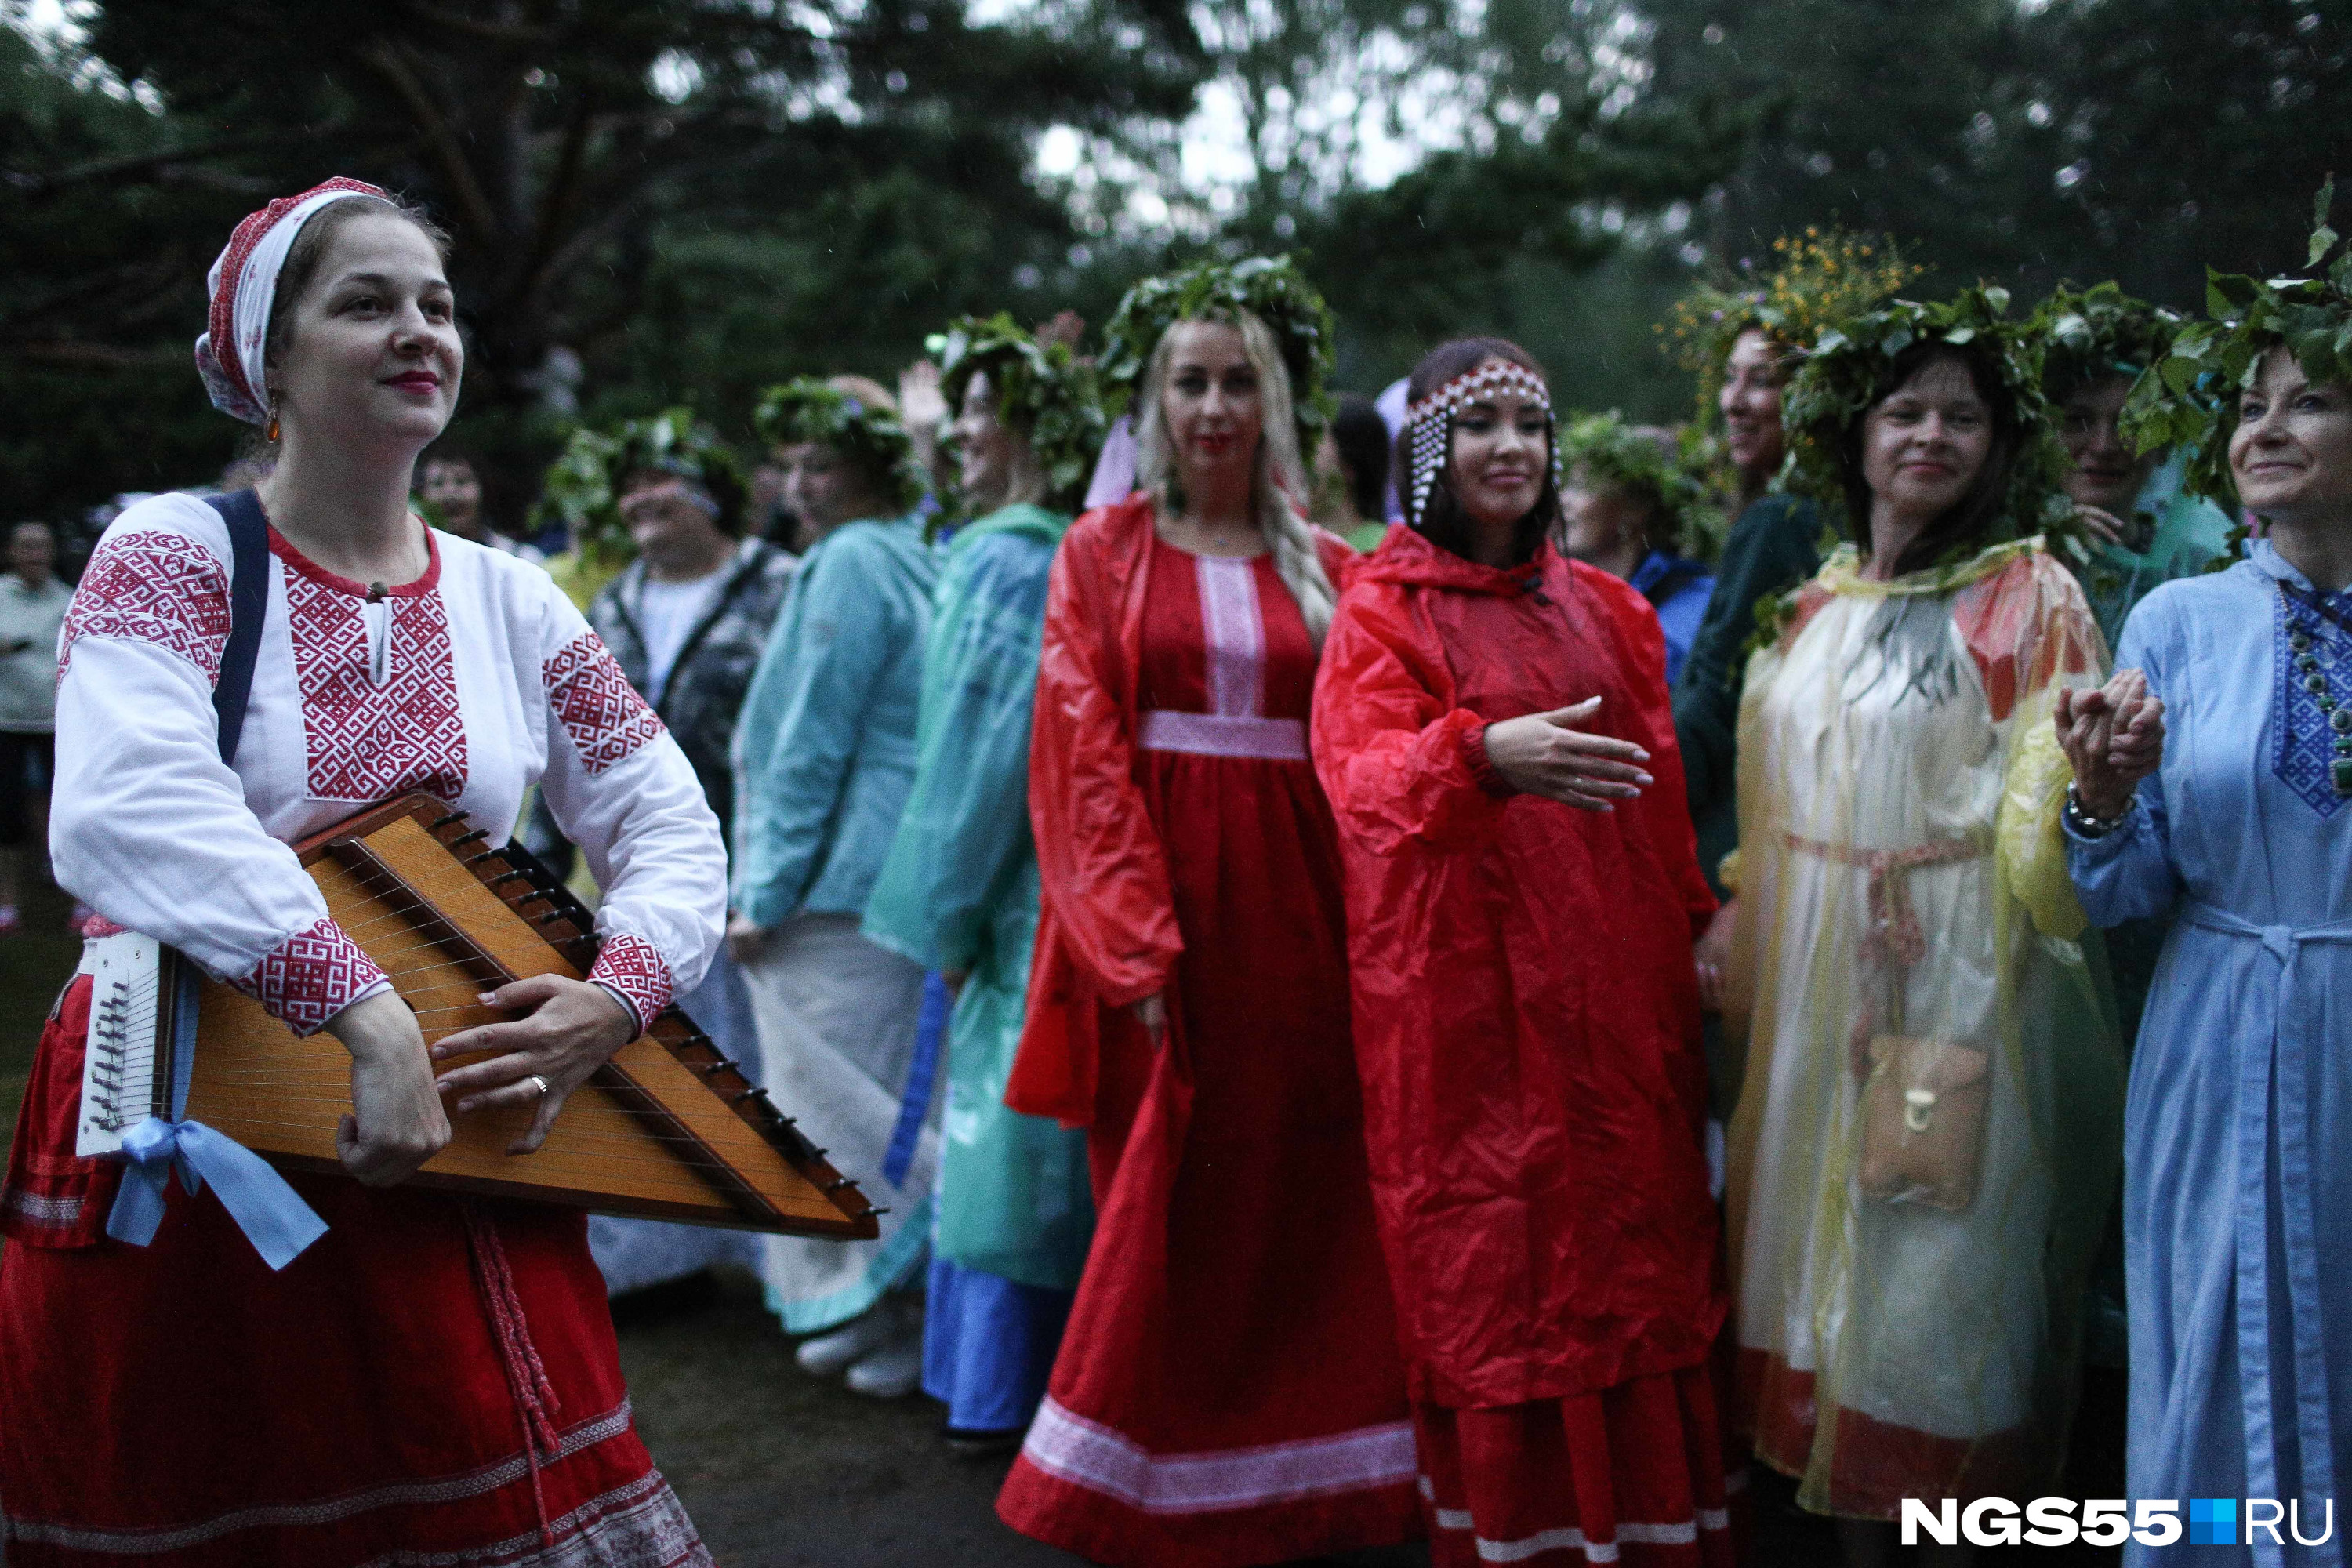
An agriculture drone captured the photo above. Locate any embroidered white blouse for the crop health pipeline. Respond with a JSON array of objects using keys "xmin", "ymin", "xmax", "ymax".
[{"xmin": 51, "ymin": 493, "xmax": 725, "ymax": 1036}]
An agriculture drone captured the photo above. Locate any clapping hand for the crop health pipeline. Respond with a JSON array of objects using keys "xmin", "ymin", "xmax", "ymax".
[{"xmin": 2055, "ymin": 670, "xmax": 2165, "ymax": 820}]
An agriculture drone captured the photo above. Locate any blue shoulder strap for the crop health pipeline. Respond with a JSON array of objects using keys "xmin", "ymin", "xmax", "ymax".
[{"xmin": 201, "ymin": 489, "xmax": 270, "ymax": 766}]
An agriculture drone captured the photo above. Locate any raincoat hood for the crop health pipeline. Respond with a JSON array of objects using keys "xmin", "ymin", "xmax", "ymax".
[{"xmin": 1354, "ymin": 522, "xmax": 1555, "ymax": 596}]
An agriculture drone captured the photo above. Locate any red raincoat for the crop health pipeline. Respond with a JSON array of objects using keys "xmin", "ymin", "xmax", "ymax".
[{"xmin": 1312, "ymin": 524, "xmax": 1737, "ymax": 1567}]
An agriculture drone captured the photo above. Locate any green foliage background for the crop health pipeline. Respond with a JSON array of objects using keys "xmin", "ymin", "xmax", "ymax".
[{"xmin": 2, "ymin": 0, "xmax": 2347, "ymax": 531}]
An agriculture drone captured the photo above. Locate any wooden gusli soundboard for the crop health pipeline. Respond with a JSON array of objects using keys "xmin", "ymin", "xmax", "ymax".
[{"xmin": 179, "ymin": 794, "xmax": 877, "ymax": 1240}]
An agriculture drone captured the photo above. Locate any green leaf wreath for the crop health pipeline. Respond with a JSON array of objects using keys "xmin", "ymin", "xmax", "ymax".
[
  {"xmin": 1096, "ymin": 254, "xmax": 1338, "ymax": 454},
  {"xmin": 926, "ymin": 313, "xmax": 1109, "ymax": 515},
  {"xmin": 753, "ymin": 377, "xmax": 928, "ymax": 515},
  {"xmin": 534, "ymin": 407, "xmax": 748, "ymax": 567},
  {"xmin": 1781, "ymin": 285, "xmax": 2078, "ymax": 561},
  {"xmin": 2035, "ymin": 281, "xmax": 2184, "ymax": 401},
  {"xmin": 2124, "ymin": 178, "xmax": 2352, "ymax": 505},
  {"xmin": 1661, "ymin": 228, "xmax": 1923, "ymax": 426},
  {"xmin": 1558, "ymin": 411, "xmax": 1726, "ymax": 561}
]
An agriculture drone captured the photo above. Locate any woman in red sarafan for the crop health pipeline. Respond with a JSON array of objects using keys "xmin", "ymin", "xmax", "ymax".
[
  {"xmin": 996, "ymin": 267, "xmax": 1421, "ymax": 1567},
  {"xmin": 1310, "ymin": 336, "xmax": 1740, "ymax": 1568},
  {"xmin": 0, "ymin": 182, "xmax": 724, "ymax": 1566}
]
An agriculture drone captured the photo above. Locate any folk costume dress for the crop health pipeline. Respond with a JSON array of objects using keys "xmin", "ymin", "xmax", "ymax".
[
  {"xmin": 2066, "ymin": 540, "xmax": 2352, "ymax": 1566},
  {"xmin": 730, "ymin": 510, "xmax": 939, "ymax": 1334},
  {"xmin": 1312, "ymin": 524, "xmax": 1737, "ymax": 1568},
  {"xmin": 0, "ymin": 495, "xmax": 726, "ymax": 1567},
  {"xmin": 861, "ymin": 502, "xmax": 1094, "ymax": 1436},
  {"xmin": 1723, "ymin": 537, "xmax": 2127, "ymax": 1518},
  {"xmin": 996, "ymin": 495, "xmax": 1419, "ymax": 1566}
]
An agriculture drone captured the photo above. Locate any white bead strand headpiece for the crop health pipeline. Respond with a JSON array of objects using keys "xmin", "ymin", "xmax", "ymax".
[{"xmin": 1403, "ymin": 361, "xmax": 1558, "ymax": 527}]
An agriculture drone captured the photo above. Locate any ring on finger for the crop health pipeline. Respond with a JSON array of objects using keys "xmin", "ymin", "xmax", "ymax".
[{"xmin": 525, "ymin": 1074, "xmax": 550, "ymax": 1099}]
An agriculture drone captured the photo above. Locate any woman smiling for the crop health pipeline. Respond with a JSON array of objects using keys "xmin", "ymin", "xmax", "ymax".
[
  {"xmin": 2065, "ymin": 201, "xmax": 2352, "ymax": 1563},
  {"xmin": 1312, "ymin": 337, "xmax": 1732, "ymax": 1566},
  {"xmin": 1722, "ymin": 289, "xmax": 2125, "ymax": 1561},
  {"xmin": 0, "ymin": 179, "xmax": 728, "ymax": 1566},
  {"xmin": 996, "ymin": 261, "xmax": 1416, "ymax": 1567}
]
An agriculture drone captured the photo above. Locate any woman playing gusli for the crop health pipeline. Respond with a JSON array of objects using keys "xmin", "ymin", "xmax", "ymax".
[
  {"xmin": 0, "ymin": 179, "xmax": 727, "ymax": 1566},
  {"xmin": 1312, "ymin": 337, "xmax": 1734, "ymax": 1566},
  {"xmin": 997, "ymin": 260, "xmax": 1417, "ymax": 1566},
  {"xmin": 2063, "ymin": 201, "xmax": 2352, "ymax": 1564},
  {"xmin": 1721, "ymin": 288, "xmax": 2125, "ymax": 1563}
]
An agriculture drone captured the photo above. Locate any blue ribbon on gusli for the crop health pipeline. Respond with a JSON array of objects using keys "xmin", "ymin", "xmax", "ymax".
[{"xmin": 104, "ymin": 1115, "xmax": 328, "ymax": 1272}]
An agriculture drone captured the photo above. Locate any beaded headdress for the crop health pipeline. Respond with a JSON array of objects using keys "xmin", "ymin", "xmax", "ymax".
[{"xmin": 1403, "ymin": 360, "xmax": 1555, "ymax": 527}]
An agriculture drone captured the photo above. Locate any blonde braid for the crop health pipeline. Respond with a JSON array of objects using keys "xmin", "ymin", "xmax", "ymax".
[{"xmin": 1233, "ymin": 313, "xmax": 1335, "ymax": 643}]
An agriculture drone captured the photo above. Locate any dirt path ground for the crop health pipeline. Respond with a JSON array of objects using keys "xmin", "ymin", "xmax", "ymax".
[{"xmin": 616, "ymin": 1271, "xmax": 1433, "ymax": 1568}]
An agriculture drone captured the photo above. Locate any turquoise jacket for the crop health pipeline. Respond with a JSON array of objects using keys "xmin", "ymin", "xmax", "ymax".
[
  {"xmin": 862, "ymin": 503, "xmax": 1092, "ymax": 1288},
  {"xmin": 2070, "ymin": 451, "xmax": 2239, "ymax": 652},
  {"xmin": 731, "ymin": 513, "xmax": 935, "ymax": 927}
]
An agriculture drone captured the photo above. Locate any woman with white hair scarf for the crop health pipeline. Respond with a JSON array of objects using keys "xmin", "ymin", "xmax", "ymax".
[{"xmin": 0, "ymin": 177, "xmax": 726, "ymax": 1567}]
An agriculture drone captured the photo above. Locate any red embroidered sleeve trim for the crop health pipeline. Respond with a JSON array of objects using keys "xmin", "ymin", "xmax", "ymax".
[
  {"xmin": 587, "ymin": 933, "xmax": 670, "ymax": 1034},
  {"xmin": 544, "ymin": 631, "xmax": 665, "ymax": 776},
  {"xmin": 230, "ymin": 917, "xmax": 391, "ymax": 1037},
  {"xmin": 59, "ymin": 530, "xmax": 232, "ymax": 681}
]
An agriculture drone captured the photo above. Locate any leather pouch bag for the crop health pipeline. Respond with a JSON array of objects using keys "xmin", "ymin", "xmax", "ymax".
[{"xmin": 1858, "ymin": 1034, "xmax": 1989, "ymax": 1212}]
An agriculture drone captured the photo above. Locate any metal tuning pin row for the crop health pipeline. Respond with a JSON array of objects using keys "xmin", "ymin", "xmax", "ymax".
[{"xmin": 86, "ymin": 980, "xmax": 133, "ymax": 1131}]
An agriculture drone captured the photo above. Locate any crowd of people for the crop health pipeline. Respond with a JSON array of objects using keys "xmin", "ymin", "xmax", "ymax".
[{"xmin": 0, "ymin": 172, "xmax": 2339, "ymax": 1568}]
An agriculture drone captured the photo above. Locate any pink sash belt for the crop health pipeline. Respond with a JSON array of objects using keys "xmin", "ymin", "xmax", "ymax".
[{"xmin": 1138, "ymin": 710, "xmax": 1308, "ymax": 761}]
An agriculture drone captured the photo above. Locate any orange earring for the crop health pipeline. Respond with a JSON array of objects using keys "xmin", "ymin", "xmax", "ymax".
[{"xmin": 267, "ymin": 413, "xmax": 280, "ymax": 443}]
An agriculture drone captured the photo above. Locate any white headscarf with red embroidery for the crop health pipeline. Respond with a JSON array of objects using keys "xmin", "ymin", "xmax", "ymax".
[{"xmin": 194, "ymin": 176, "xmax": 390, "ymax": 426}]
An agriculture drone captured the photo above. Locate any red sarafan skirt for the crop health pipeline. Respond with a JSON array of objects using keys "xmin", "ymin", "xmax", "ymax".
[
  {"xmin": 0, "ymin": 973, "xmax": 710, "ymax": 1568},
  {"xmin": 1416, "ymin": 1363, "xmax": 1747, "ymax": 1568}
]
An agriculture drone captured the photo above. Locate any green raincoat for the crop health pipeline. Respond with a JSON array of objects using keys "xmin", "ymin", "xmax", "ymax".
[
  {"xmin": 863, "ymin": 504, "xmax": 1094, "ymax": 1289},
  {"xmin": 2067, "ymin": 451, "xmax": 2238, "ymax": 653}
]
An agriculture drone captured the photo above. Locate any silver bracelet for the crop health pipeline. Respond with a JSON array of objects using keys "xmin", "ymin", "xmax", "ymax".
[{"xmin": 2063, "ymin": 782, "xmax": 2133, "ymax": 839}]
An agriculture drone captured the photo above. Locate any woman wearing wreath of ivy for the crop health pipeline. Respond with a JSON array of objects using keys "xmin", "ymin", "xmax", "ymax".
[
  {"xmin": 1557, "ymin": 410, "xmax": 1719, "ymax": 686},
  {"xmin": 528, "ymin": 409, "xmax": 801, "ymax": 1299},
  {"xmin": 2063, "ymin": 193, "xmax": 2352, "ymax": 1563},
  {"xmin": 1671, "ymin": 234, "xmax": 1917, "ymax": 1109},
  {"xmin": 728, "ymin": 377, "xmax": 940, "ymax": 1398},
  {"xmin": 860, "ymin": 314, "xmax": 1100, "ymax": 1452},
  {"xmin": 1719, "ymin": 287, "xmax": 2126, "ymax": 1550},
  {"xmin": 996, "ymin": 260, "xmax": 1417, "ymax": 1566}
]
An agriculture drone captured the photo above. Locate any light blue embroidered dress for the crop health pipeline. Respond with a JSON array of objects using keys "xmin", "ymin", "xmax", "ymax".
[
  {"xmin": 862, "ymin": 503, "xmax": 1094, "ymax": 1432},
  {"xmin": 2067, "ymin": 539, "xmax": 2352, "ymax": 1566},
  {"xmin": 731, "ymin": 511, "xmax": 940, "ymax": 1334}
]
